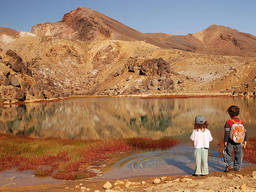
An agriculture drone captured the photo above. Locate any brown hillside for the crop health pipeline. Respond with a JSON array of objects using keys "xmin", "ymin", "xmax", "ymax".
[
  {"xmin": 31, "ymin": 7, "xmax": 256, "ymax": 57},
  {"xmin": 193, "ymin": 25, "xmax": 256, "ymax": 56},
  {"xmin": 0, "ymin": 7, "xmax": 256, "ymax": 103}
]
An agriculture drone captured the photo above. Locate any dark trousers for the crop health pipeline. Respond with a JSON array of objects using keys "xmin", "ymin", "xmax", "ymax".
[{"xmin": 225, "ymin": 142, "xmax": 243, "ymax": 170}]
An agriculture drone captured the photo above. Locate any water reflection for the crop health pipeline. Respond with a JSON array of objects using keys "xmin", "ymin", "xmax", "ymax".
[
  {"xmin": 101, "ymin": 144, "xmax": 251, "ymax": 179},
  {"xmin": 0, "ymin": 97, "xmax": 256, "ymax": 143}
]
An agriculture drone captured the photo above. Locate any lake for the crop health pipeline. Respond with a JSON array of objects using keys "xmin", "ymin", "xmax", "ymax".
[
  {"xmin": 0, "ymin": 97, "xmax": 255, "ymax": 179},
  {"xmin": 1, "ymin": 97, "xmax": 256, "ymax": 143}
]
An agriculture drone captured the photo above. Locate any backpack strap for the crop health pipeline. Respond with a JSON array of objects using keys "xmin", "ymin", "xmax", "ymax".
[{"xmin": 231, "ymin": 119, "xmax": 242, "ymax": 124}]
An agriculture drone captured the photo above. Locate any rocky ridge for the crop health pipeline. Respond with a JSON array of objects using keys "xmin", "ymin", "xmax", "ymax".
[{"xmin": 0, "ymin": 7, "xmax": 256, "ymax": 103}]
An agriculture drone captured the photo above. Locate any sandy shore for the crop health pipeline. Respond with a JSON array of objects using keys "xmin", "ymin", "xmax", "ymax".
[{"xmin": 0, "ymin": 165, "xmax": 255, "ymax": 192}]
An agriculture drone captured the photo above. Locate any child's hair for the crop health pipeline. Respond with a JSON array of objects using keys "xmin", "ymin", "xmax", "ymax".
[
  {"xmin": 227, "ymin": 105, "xmax": 240, "ymax": 118},
  {"xmin": 194, "ymin": 121, "xmax": 208, "ymax": 130}
]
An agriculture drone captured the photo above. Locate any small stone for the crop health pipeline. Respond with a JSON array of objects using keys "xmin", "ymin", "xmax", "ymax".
[
  {"xmin": 236, "ymin": 174, "xmax": 243, "ymax": 178},
  {"xmin": 177, "ymin": 80, "xmax": 183, "ymax": 84},
  {"xmin": 103, "ymin": 181, "xmax": 112, "ymax": 190},
  {"xmin": 160, "ymin": 176, "xmax": 167, "ymax": 181},
  {"xmin": 153, "ymin": 178, "xmax": 161, "ymax": 184},
  {"xmin": 240, "ymin": 184, "xmax": 247, "ymax": 191},
  {"xmin": 8, "ymin": 177, "xmax": 16, "ymax": 181},
  {"xmin": 227, "ymin": 173, "xmax": 233, "ymax": 177},
  {"xmin": 141, "ymin": 181, "xmax": 146, "ymax": 185},
  {"xmin": 125, "ymin": 181, "xmax": 131, "ymax": 188},
  {"xmin": 252, "ymin": 171, "xmax": 256, "ymax": 179},
  {"xmin": 80, "ymin": 183, "xmax": 83, "ymax": 186},
  {"xmin": 94, "ymin": 190, "xmax": 100, "ymax": 192},
  {"xmin": 81, "ymin": 186, "xmax": 86, "ymax": 190},
  {"xmin": 180, "ymin": 178, "xmax": 192, "ymax": 182},
  {"xmin": 173, "ymin": 178, "xmax": 180, "ymax": 182},
  {"xmin": 114, "ymin": 180, "xmax": 124, "ymax": 185}
]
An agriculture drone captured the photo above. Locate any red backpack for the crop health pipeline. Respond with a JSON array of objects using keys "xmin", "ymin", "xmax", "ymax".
[{"xmin": 229, "ymin": 119, "xmax": 245, "ymax": 143}]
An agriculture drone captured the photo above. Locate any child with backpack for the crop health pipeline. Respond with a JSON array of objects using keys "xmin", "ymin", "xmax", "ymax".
[
  {"xmin": 224, "ymin": 105, "xmax": 247, "ymax": 172},
  {"xmin": 190, "ymin": 115, "xmax": 213, "ymax": 176}
]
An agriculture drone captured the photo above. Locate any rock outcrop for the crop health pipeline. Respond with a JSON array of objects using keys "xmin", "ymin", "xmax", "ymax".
[
  {"xmin": 31, "ymin": 7, "xmax": 256, "ymax": 57},
  {"xmin": 0, "ymin": 7, "xmax": 256, "ymax": 103}
]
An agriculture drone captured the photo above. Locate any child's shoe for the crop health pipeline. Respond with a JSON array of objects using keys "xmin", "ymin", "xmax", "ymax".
[{"xmin": 224, "ymin": 166, "xmax": 233, "ymax": 172}]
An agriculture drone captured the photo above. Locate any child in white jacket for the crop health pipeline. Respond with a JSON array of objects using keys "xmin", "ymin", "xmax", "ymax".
[{"xmin": 190, "ymin": 115, "xmax": 213, "ymax": 176}]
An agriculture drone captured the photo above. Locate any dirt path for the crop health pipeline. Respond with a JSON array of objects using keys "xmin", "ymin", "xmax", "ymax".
[{"xmin": 1, "ymin": 165, "xmax": 255, "ymax": 192}]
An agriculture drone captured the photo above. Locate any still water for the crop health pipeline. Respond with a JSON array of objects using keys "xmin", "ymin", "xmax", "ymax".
[
  {"xmin": 0, "ymin": 97, "xmax": 255, "ymax": 178},
  {"xmin": 1, "ymin": 97, "xmax": 256, "ymax": 143}
]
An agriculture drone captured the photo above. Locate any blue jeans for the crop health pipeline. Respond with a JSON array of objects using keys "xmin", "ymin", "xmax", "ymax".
[
  {"xmin": 225, "ymin": 142, "xmax": 243, "ymax": 170},
  {"xmin": 194, "ymin": 148, "xmax": 209, "ymax": 175}
]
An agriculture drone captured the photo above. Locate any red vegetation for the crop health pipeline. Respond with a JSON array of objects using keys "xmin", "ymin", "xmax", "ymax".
[
  {"xmin": 218, "ymin": 138, "xmax": 256, "ymax": 164},
  {"xmin": 244, "ymin": 138, "xmax": 256, "ymax": 164},
  {"xmin": 127, "ymin": 137, "xmax": 178, "ymax": 150},
  {"xmin": 0, "ymin": 134, "xmax": 178, "ymax": 180}
]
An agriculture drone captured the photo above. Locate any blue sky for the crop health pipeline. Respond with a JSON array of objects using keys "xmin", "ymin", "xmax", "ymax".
[{"xmin": 1, "ymin": 0, "xmax": 255, "ymax": 35}]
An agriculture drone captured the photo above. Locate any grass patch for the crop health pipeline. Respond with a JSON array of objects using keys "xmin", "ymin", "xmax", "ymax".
[{"xmin": 0, "ymin": 134, "xmax": 178, "ymax": 180}]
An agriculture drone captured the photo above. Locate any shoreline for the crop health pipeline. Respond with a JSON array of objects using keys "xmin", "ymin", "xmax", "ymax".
[
  {"xmin": 1, "ymin": 92, "xmax": 255, "ymax": 106},
  {"xmin": 1, "ymin": 164, "xmax": 255, "ymax": 191}
]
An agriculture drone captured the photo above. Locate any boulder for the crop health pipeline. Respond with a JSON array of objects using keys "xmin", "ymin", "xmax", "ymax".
[
  {"xmin": 10, "ymin": 76, "xmax": 20, "ymax": 87},
  {"xmin": 103, "ymin": 181, "xmax": 112, "ymax": 190},
  {"xmin": 2, "ymin": 70, "xmax": 10, "ymax": 78},
  {"xmin": 11, "ymin": 62, "xmax": 23, "ymax": 73},
  {"xmin": 15, "ymin": 89, "xmax": 26, "ymax": 101},
  {"xmin": 153, "ymin": 178, "xmax": 161, "ymax": 184},
  {"xmin": 127, "ymin": 57, "xmax": 138, "ymax": 73},
  {"xmin": 140, "ymin": 58, "xmax": 170, "ymax": 76},
  {"xmin": 6, "ymin": 49, "xmax": 23, "ymax": 64},
  {"xmin": 252, "ymin": 171, "xmax": 256, "ymax": 179}
]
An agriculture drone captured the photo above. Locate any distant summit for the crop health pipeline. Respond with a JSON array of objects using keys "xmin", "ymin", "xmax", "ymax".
[{"xmin": 31, "ymin": 7, "xmax": 256, "ymax": 56}]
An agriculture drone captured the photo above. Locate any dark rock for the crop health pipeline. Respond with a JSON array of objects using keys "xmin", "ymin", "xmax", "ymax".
[
  {"xmin": 15, "ymin": 90, "xmax": 26, "ymax": 101},
  {"xmin": 159, "ymin": 79, "xmax": 174, "ymax": 90},
  {"xmin": 4, "ymin": 78, "xmax": 11, "ymax": 86},
  {"xmin": 243, "ymin": 92, "xmax": 248, "ymax": 96},
  {"xmin": 5, "ymin": 62, "xmax": 12, "ymax": 67},
  {"xmin": 3, "ymin": 71, "xmax": 10, "ymax": 78},
  {"xmin": 11, "ymin": 62, "xmax": 23, "ymax": 73},
  {"xmin": 22, "ymin": 81, "xmax": 31, "ymax": 89},
  {"xmin": 140, "ymin": 58, "xmax": 170, "ymax": 76},
  {"xmin": 28, "ymin": 87, "xmax": 34, "ymax": 96},
  {"xmin": 10, "ymin": 76, "xmax": 20, "ymax": 87},
  {"xmin": 177, "ymin": 80, "xmax": 183, "ymax": 84},
  {"xmin": 6, "ymin": 49, "xmax": 23, "ymax": 63},
  {"xmin": 253, "ymin": 92, "xmax": 256, "ymax": 96},
  {"xmin": 127, "ymin": 57, "xmax": 137, "ymax": 73}
]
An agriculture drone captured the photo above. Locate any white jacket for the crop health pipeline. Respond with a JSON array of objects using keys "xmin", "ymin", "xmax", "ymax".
[{"xmin": 190, "ymin": 129, "xmax": 213, "ymax": 148}]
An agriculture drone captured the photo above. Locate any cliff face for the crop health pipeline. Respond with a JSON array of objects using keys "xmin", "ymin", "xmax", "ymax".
[{"xmin": 0, "ymin": 7, "xmax": 256, "ymax": 103}]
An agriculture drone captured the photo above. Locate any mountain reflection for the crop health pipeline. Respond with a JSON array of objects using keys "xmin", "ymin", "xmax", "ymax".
[{"xmin": 0, "ymin": 97, "xmax": 256, "ymax": 143}]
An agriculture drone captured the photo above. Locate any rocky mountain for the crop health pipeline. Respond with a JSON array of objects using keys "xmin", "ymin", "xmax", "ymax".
[
  {"xmin": 0, "ymin": 7, "xmax": 256, "ymax": 103},
  {"xmin": 31, "ymin": 7, "xmax": 256, "ymax": 57}
]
